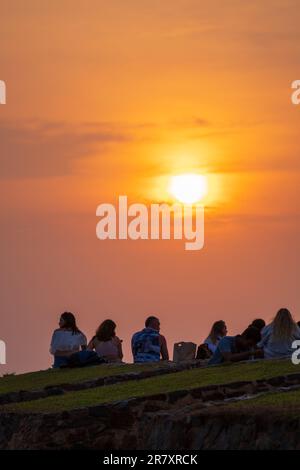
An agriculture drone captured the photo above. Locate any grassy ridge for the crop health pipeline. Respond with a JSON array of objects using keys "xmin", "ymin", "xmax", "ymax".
[
  {"xmin": 2, "ymin": 359, "xmax": 299, "ymax": 413},
  {"xmin": 229, "ymin": 389, "xmax": 300, "ymax": 417},
  {"xmin": 0, "ymin": 363, "xmax": 163, "ymax": 395}
]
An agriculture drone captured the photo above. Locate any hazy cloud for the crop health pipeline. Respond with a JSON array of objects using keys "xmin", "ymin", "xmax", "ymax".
[{"xmin": 0, "ymin": 120, "xmax": 130, "ymax": 179}]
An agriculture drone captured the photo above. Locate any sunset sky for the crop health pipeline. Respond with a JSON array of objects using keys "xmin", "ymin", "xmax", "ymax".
[{"xmin": 1, "ymin": 0, "xmax": 300, "ymax": 373}]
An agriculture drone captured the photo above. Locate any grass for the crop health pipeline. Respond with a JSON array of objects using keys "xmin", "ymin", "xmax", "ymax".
[
  {"xmin": 2, "ymin": 359, "xmax": 299, "ymax": 413},
  {"xmin": 0, "ymin": 362, "xmax": 165, "ymax": 395},
  {"xmin": 228, "ymin": 389, "xmax": 300, "ymax": 417}
]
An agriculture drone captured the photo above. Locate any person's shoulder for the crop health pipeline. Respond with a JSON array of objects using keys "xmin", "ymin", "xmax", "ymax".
[
  {"xmin": 79, "ymin": 331, "xmax": 87, "ymax": 342},
  {"xmin": 91, "ymin": 336, "xmax": 100, "ymax": 346},
  {"xmin": 75, "ymin": 329, "xmax": 85, "ymax": 337},
  {"xmin": 219, "ymin": 335, "xmax": 231, "ymax": 342},
  {"xmin": 219, "ymin": 336, "xmax": 235, "ymax": 345},
  {"xmin": 53, "ymin": 328, "xmax": 62, "ymax": 334},
  {"xmin": 54, "ymin": 328, "xmax": 72, "ymax": 334},
  {"xmin": 114, "ymin": 336, "xmax": 122, "ymax": 344},
  {"xmin": 261, "ymin": 324, "xmax": 271, "ymax": 334},
  {"xmin": 132, "ymin": 330, "xmax": 141, "ymax": 339},
  {"xmin": 159, "ymin": 334, "xmax": 167, "ymax": 343}
]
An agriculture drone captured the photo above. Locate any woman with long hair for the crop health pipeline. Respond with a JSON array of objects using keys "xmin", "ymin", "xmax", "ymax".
[
  {"xmin": 50, "ymin": 312, "xmax": 87, "ymax": 368},
  {"xmin": 204, "ymin": 320, "xmax": 227, "ymax": 354},
  {"xmin": 88, "ymin": 319, "xmax": 123, "ymax": 363},
  {"xmin": 259, "ymin": 308, "xmax": 300, "ymax": 358}
]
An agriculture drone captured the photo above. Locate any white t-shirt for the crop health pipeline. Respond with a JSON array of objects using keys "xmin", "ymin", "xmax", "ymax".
[
  {"xmin": 50, "ymin": 329, "xmax": 87, "ymax": 355},
  {"xmin": 204, "ymin": 336, "xmax": 221, "ymax": 354}
]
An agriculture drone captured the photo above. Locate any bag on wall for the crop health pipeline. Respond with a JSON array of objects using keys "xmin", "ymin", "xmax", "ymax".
[
  {"xmin": 173, "ymin": 342, "xmax": 197, "ymax": 362},
  {"xmin": 64, "ymin": 350, "xmax": 107, "ymax": 368}
]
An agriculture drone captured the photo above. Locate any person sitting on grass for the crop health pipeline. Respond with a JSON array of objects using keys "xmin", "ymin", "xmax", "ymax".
[
  {"xmin": 204, "ymin": 320, "xmax": 227, "ymax": 355},
  {"xmin": 249, "ymin": 318, "xmax": 266, "ymax": 332},
  {"xmin": 259, "ymin": 308, "xmax": 300, "ymax": 359},
  {"xmin": 131, "ymin": 316, "xmax": 169, "ymax": 363},
  {"xmin": 50, "ymin": 312, "xmax": 87, "ymax": 368},
  {"xmin": 87, "ymin": 319, "xmax": 123, "ymax": 363},
  {"xmin": 208, "ymin": 326, "xmax": 263, "ymax": 365}
]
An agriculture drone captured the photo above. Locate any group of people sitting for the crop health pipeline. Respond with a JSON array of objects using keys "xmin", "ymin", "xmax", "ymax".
[
  {"xmin": 50, "ymin": 308, "xmax": 300, "ymax": 368},
  {"xmin": 50, "ymin": 314, "xmax": 168, "ymax": 368}
]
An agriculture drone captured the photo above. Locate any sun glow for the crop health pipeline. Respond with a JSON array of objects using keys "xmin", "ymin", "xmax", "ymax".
[{"xmin": 169, "ymin": 173, "xmax": 208, "ymax": 204}]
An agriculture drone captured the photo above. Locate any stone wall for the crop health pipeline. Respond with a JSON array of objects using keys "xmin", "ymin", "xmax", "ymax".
[{"xmin": 0, "ymin": 360, "xmax": 207, "ymax": 406}]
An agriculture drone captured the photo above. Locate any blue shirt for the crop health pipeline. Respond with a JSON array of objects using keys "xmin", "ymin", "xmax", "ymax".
[
  {"xmin": 131, "ymin": 327, "xmax": 161, "ymax": 363},
  {"xmin": 259, "ymin": 323, "xmax": 300, "ymax": 359},
  {"xmin": 208, "ymin": 336, "xmax": 238, "ymax": 365}
]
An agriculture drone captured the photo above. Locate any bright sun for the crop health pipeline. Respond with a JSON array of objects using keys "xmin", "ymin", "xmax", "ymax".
[{"xmin": 170, "ymin": 173, "xmax": 208, "ymax": 204}]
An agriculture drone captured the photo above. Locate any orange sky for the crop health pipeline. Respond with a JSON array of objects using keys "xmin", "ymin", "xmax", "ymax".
[{"xmin": 1, "ymin": 0, "xmax": 300, "ymax": 373}]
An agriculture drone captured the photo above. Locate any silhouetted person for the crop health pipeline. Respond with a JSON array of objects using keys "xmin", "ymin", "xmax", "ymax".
[
  {"xmin": 50, "ymin": 312, "xmax": 87, "ymax": 368},
  {"xmin": 209, "ymin": 327, "xmax": 262, "ymax": 365},
  {"xmin": 131, "ymin": 316, "xmax": 169, "ymax": 363},
  {"xmin": 259, "ymin": 308, "xmax": 300, "ymax": 358},
  {"xmin": 88, "ymin": 319, "xmax": 123, "ymax": 363},
  {"xmin": 249, "ymin": 318, "xmax": 266, "ymax": 332},
  {"xmin": 204, "ymin": 320, "xmax": 227, "ymax": 354}
]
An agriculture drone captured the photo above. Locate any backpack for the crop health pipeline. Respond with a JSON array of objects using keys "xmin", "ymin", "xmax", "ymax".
[
  {"xmin": 196, "ymin": 343, "xmax": 212, "ymax": 360},
  {"xmin": 63, "ymin": 350, "xmax": 107, "ymax": 368}
]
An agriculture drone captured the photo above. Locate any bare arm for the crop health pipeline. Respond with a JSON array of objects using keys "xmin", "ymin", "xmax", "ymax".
[
  {"xmin": 116, "ymin": 337, "xmax": 124, "ymax": 360},
  {"xmin": 87, "ymin": 338, "xmax": 95, "ymax": 351},
  {"xmin": 160, "ymin": 335, "xmax": 169, "ymax": 361},
  {"xmin": 222, "ymin": 349, "xmax": 263, "ymax": 363}
]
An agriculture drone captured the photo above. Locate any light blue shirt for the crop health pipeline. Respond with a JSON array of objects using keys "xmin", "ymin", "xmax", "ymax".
[
  {"xmin": 208, "ymin": 336, "xmax": 238, "ymax": 365},
  {"xmin": 259, "ymin": 323, "xmax": 300, "ymax": 359}
]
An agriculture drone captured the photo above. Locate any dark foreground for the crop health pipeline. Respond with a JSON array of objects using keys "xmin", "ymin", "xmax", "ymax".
[{"xmin": 1, "ymin": 359, "xmax": 300, "ymax": 450}]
